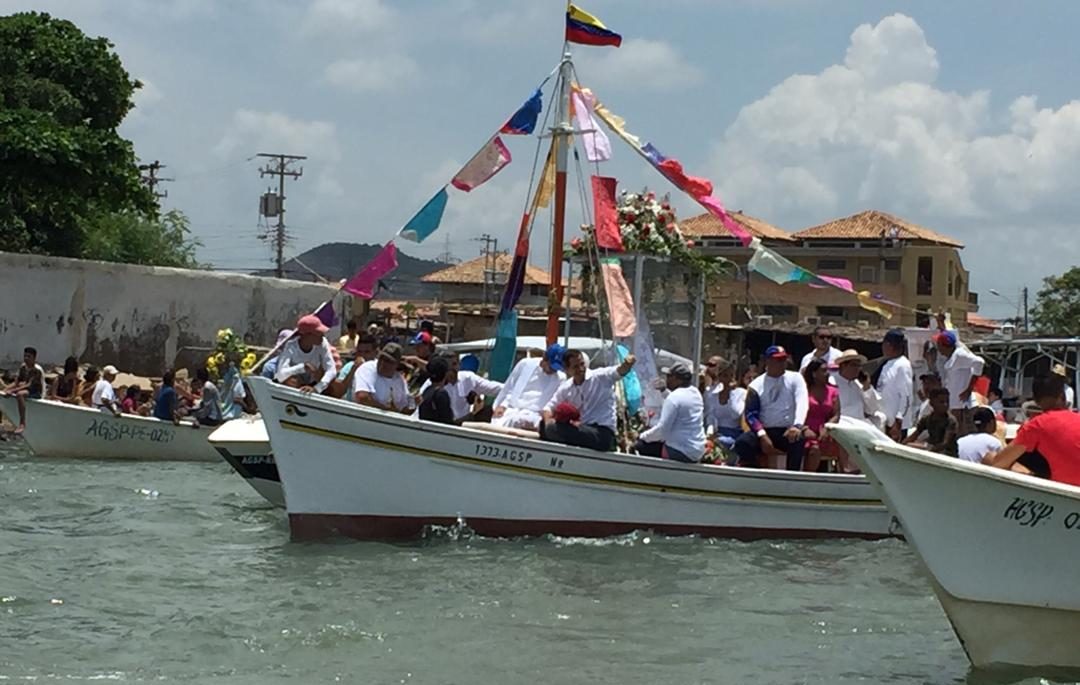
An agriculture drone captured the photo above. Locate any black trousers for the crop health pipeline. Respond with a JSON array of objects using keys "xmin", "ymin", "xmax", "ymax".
[
  {"xmin": 540, "ymin": 421, "xmax": 616, "ymax": 452},
  {"xmin": 732, "ymin": 427, "xmax": 805, "ymax": 470}
]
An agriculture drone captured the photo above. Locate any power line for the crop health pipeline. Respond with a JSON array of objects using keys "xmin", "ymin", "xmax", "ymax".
[
  {"xmin": 138, "ymin": 160, "xmax": 173, "ymax": 200},
  {"xmin": 257, "ymin": 152, "xmax": 306, "ymax": 278}
]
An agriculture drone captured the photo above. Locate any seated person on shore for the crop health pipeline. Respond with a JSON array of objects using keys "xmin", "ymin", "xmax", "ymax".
[
  {"xmin": 91, "ymin": 365, "xmax": 122, "ymax": 417},
  {"xmin": 984, "ymin": 374, "xmax": 1080, "ymax": 486},
  {"xmin": 731, "ymin": 346, "xmax": 808, "ymax": 470},
  {"xmin": 903, "ymin": 387, "xmax": 957, "ymax": 455},
  {"xmin": 539, "ymin": 350, "xmax": 636, "ymax": 452},
  {"xmin": 274, "ymin": 315, "xmax": 336, "ymax": 395},
  {"xmin": 633, "ymin": 363, "xmax": 706, "ymax": 464},
  {"xmin": 491, "ymin": 344, "xmax": 566, "ymax": 431},
  {"xmin": 352, "ymin": 342, "xmax": 415, "ymax": 414},
  {"xmin": 702, "ymin": 356, "xmax": 746, "ymax": 451},
  {"xmin": 1, "ymin": 346, "xmax": 46, "ymax": 434},
  {"xmin": 49, "ymin": 356, "xmax": 81, "ymax": 404},
  {"xmin": 418, "ymin": 350, "xmax": 504, "ymax": 424},
  {"xmin": 191, "ymin": 368, "xmax": 223, "ymax": 427},
  {"xmin": 957, "ymin": 407, "xmax": 1002, "ymax": 464},
  {"xmin": 417, "ymin": 357, "xmax": 458, "ymax": 425}
]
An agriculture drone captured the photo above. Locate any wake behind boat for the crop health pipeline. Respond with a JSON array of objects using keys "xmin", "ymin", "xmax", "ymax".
[
  {"xmin": 249, "ymin": 377, "xmax": 893, "ymax": 541},
  {"xmin": 831, "ymin": 422, "xmax": 1080, "ymax": 672}
]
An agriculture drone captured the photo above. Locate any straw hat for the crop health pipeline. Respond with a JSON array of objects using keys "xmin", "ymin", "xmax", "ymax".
[
  {"xmin": 835, "ymin": 349, "xmax": 867, "ymax": 365},
  {"xmin": 1052, "ymin": 363, "xmax": 1068, "ymax": 377}
]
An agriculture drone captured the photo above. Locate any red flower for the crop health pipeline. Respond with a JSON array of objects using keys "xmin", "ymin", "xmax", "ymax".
[
  {"xmin": 661, "ymin": 202, "xmax": 671, "ymax": 210},
  {"xmin": 570, "ymin": 238, "xmax": 583, "ymax": 249},
  {"xmin": 685, "ymin": 239, "xmax": 695, "ymax": 248},
  {"xmin": 665, "ymin": 223, "xmax": 676, "ymax": 234}
]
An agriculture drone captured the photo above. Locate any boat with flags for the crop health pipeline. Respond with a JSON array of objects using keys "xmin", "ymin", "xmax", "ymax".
[{"xmin": 237, "ymin": 4, "xmax": 900, "ymax": 541}]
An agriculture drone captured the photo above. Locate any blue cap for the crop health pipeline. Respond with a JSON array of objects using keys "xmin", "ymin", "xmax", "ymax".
[
  {"xmin": 934, "ymin": 330, "xmax": 958, "ymax": 347},
  {"xmin": 545, "ymin": 343, "xmax": 566, "ymax": 371},
  {"xmin": 410, "ymin": 331, "xmax": 434, "ymax": 346},
  {"xmin": 764, "ymin": 345, "xmax": 789, "ymax": 360},
  {"xmin": 459, "ymin": 353, "xmax": 480, "ymax": 373}
]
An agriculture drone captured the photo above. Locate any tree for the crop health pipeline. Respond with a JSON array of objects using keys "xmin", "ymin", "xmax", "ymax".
[
  {"xmin": 0, "ymin": 12, "xmax": 158, "ymax": 258},
  {"xmin": 81, "ymin": 209, "xmax": 202, "ymax": 268},
  {"xmin": 1031, "ymin": 267, "xmax": 1080, "ymax": 336}
]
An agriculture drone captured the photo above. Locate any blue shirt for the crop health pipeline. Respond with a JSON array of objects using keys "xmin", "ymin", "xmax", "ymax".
[{"xmin": 154, "ymin": 386, "xmax": 177, "ymax": 421}]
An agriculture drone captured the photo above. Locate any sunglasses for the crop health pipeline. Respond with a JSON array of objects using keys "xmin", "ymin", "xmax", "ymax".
[{"xmin": 817, "ymin": 334, "xmax": 833, "ymax": 340}]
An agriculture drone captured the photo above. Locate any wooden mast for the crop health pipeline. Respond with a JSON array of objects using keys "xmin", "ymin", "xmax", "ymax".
[{"xmin": 545, "ymin": 52, "xmax": 574, "ymax": 345}]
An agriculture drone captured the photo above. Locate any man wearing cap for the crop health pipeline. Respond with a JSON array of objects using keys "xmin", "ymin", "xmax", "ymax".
[
  {"xmin": 634, "ymin": 363, "xmax": 706, "ymax": 463},
  {"xmin": 799, "ymin": 327, "xmax": 843, "ymax": 372},
  {"xmin": 405, "ymin": 331, "xmax": 436, "ymax": 392},
  {"xmin": 491, "ymin": 345, "xmax": 566, "ymax": 431},
  {"xmin": 1052, "ymin": 363, "xmax": 1074, "ymax": 409},
  {"xmin": 874, "ymin": 329, "xmax": 914, "ymax": 440},
  {"xmin": 275, "ymin": 315, "xmax": 337, "ymax": 395},
  {"xmin": 541, "ymin": 349, "xmax": 636, "ymax": 451},
  {"xmin": 417, "ymin": 349, "xmax": 504, "ymax": 423},
  {"xmin": 352, "ymin": 342, "xmax": 414, "ymax": 413},
  {"xmin": 733, "ymin": 346, "xmax": 809, "ymax": 470},
  {"xmin": 91, "ymin": 364, "xmax": 122, "ymax": 416},
  {"xmin": 933, "ymin": 330, "xmax": 985, "ymax": 436}
]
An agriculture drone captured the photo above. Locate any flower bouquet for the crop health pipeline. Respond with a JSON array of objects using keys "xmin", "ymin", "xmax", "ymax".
[{"xmin": 206, "ymin": 328, "xmax": 257, "ymax": 378}]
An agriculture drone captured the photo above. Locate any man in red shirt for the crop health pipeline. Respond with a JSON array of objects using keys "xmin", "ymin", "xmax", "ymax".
[{"xmin": 986, "ymin": 374, "xmax": 1080, "ymax": 487}]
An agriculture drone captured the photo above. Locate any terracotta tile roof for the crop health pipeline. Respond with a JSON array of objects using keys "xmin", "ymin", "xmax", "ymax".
[
  {"xmin": 421, "ymin": 253, "xmax": 551, "ymax": 285},
  {"xmin": 966, "ymin": 313, "xmax": 1001, "ymax": 330},
  {"xmin": 679, "ymin": 210, "xmax": 794, "ymax": 242},
  {"xmin": 792, "ymin": 210, "xmax": 964, "ymax": 248}
]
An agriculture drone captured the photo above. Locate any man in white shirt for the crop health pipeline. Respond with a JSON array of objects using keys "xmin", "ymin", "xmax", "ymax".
[
  {"xmin": 957, "ymin": 407, "xmax": 1002, "ymax": 463},
  {"xmin": 92, "ymin": 365, "xmax": 122, "ymax": 416},
  {"xmin": 274, "ymin": 315, "xmax": 337, "ymax": 395},
  {"xmin": 492, "ymin": 344, "xmax": 566, "ymax": 430},
  {"xmin": 932, "ymin": 330, "xmax": 984, "ymax": 437},
  {"xmin": 835, "ymin": 349, "xmax": 876, "ymax": 423},
  {"xmin": 634, "ymin": 363, "xmax": 706, "ymax": 463},
  {"xmin": 874, "ymin": 329, "xmax": 914, "ymax": 441},
  {"xmin": 733, "ymin": 346, "xmax": 809, "ymax": 470},
  {"xmin": 799, "ymin": 327, "xmax": 842, "ymax": 371},
  {"xmin": 702, "ymin": 356, "xmax": 746, "ymax": 450},
  {"xmin": 540, "ymin": 349, "xmax": 636, "ymax": 451},
  {"xmin": 418, "ymin": 350, "xmax": 504, "ymax": 422},
  {"xmin": 352, "ymin": 342, "xmax": 414, "ymax": 414}
]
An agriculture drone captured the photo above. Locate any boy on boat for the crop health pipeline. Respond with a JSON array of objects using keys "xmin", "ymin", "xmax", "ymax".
[
  {"xmin": 904, "ymin": 387, "xmax": 957, "ymax": 455},
  {"xmin": 539, "ymin": 350, "xmax": 636, "ymax": 451},
  {"xmin": 491, "ymin": 344, "xmax": 566, "ymax": 431},
  {"xmin": 1, "ymin": 346, "xmax": 46, "ymax": 434}
]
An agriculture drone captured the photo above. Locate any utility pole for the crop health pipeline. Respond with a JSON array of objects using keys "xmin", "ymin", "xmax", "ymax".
[
  {"xmin": 436, "ymin": 234, "xmax": 459, "ymax": 265},
  {"xmin": 138, "ymin": 160, "xmax": 173, "ymax": 200},
  {"xmin": 1023, "ymin": 286, "xmax": 1029, "ymax": 332},
  {"xmin": 257, "ymin": 153, "xmax": 306, "ymax": 278},
  {"xmin": 474, "ymin": 233, "xmax": 498, "ymax": 308}
]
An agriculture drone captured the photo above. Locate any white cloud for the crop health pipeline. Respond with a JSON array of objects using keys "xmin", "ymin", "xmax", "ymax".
[
  {"xmin": 576, "ymin": 39, "xmax": 705, "ymax": 93},
  {"xmin": 214, "ymin": 109, "xmax": 341, "ymax": 162},
  {"xmin": 322, "ymin": 55, "xmax": 419, "ymax": 93},
  {"xmin": 709, "ymin": 13, "xmax": 1080, "ymax": 223},
  {"xmin": 301, "ymin": 0, "xmax": 394, "ymax": 36}
]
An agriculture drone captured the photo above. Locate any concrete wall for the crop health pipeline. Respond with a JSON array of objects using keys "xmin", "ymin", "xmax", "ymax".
[{"xmin": 0, "ymin": 252, "xmax": 338, "ymax": 375}]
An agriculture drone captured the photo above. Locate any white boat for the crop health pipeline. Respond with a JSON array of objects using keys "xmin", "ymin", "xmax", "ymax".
[
  {"xmin": 830, "ymin": 422, "xmax": 1080, "ymax": 671},
  {"xmin": 1, "ymin": 396, "xmax": 220, "ymax": 461},
  {"xmin": 247, "ymin": 377, "xmax": 894, "ymax": 541},
  {"xmin": 207, "ymin": 417, "xmax": 283, "ymax": 507}
]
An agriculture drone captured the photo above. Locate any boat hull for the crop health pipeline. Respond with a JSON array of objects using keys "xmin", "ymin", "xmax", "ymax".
[
  {"xmin": 11, "ymin": 398, "xmax": 221, "ymax": 462},
  {"xmin": 831, "ymin": 423, "xmax": 1080, "ymax": 671},
  {"xmin": 207, "ymin": 417, "xmax": 283, "ymax": 508},
  {"xmin": 247, "ymin": 378, "xmax": 894, "ymax": 541}
]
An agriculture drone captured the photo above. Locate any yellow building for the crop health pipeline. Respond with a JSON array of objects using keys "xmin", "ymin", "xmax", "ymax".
[{"xmin": 682, "ymin": 209, "xmax": 977, "ymax": 328}]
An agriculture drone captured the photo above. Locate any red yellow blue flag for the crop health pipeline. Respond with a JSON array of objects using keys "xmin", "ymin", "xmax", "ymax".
[{"xmin": 565, "ymin": 4, "xmax": 621, "ymax": 47}]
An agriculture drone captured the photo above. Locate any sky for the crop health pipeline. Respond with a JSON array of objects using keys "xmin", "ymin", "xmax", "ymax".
[{"xmin": 5, "ymin": 0, "xmax": 1080, "ymax": 321}]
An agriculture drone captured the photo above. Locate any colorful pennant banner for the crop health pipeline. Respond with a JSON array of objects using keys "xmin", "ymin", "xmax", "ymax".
[
  {"xmin": 343, "ymin": 241, "xmax": 398, "ymax": 299},
  {"xmin": 452, "ymin": 136, "xmax": 512, "ymax": 192},
  {"xmin": 397, "ymin": 187, "xmax": 449, "ymax": 243}
]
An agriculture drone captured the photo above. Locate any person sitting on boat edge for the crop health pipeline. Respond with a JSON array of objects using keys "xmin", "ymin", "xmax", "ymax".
[
  {"xmin": 956, "ymin": 407, "xmax": 1002, "ymax": 464},
  {"xmin": 903, "ymin": 387, "xmax": 958, "ymax": 456},
  {"xmin": 191, "ymin": 367, "xmax": 224, "ymax": 427},
  {"xmin": 417, "ymin": 349, "xmax": 504, "ymax": 423},
  {"xmin": 633, "ymin": 362, "xmax": 706, "ymax": 464},
  {"xmin": 153, "ymin": 370, "xmax": 184, "ymax": 424},
  {"xmin": 702, "ymin": 356, "xmax": 746, "ymax": 455},
  {"xmin": 732, "ymin": 346, "xmax": 808, "ymax": 470},
  {"xmin": 417, "ymin": 356, "xmax": 458, "ymax": 425},
  {"xmin": 274, "ymin": 315, "xmax": 336, "ymax": 395},
  {"xmin": 49, "ymin": 356, "xmax": 81, "ymax": 404},
  {"xmin": 491, "ymin": 344, "xmax": 566, "ymax": 431},
  {"xmin": 0, "ymin": 346, "xmax": 46, "ymax": 434},
  {"xmin": 539, "ymin": 350, "xmax": 636, "ymax": 452},
  {"xmin": 984, "ymin": 374, "xmax": 1080, "ymax": 486},
  {"xmin": 352, "ymin": 342, "xmax": 415, "ymax": 414},
  {"xmin": 91, "ymin": 365, "xmax": 122, "ymax": 417}
]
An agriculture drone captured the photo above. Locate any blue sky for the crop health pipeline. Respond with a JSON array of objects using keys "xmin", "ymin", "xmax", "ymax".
[{"xmin": 5, "ymin": 0, "xmax": 1080, "ymax": 320}]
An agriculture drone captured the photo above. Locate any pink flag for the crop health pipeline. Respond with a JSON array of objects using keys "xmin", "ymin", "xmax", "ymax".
[
  {"xmin": 451, "ymin": 137, "xmax": 512, "ymax": 192},
  {"xmin": 696, "ymin": 195, "xmax": 753, "ymax": 247},
  {"xmin": 571, "ymin": 87, "xmax": 611, "ymax": 162},
  {"xmin": 591, "ymin": 175, "xmax": 623, "ymax": 251},
  {"xmin": 601, "ymin": 259, "xmax": 636, "ymax": 337},
  {"xmin": 809, "ymin": 275, "xmax": 855, "ymax": 292},
  {"xmin": 343, "ymin": 242, "xmax": 398, "ymax": 299}
]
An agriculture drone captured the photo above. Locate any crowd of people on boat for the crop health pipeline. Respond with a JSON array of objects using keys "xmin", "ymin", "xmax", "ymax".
[{"xmin": 4, "ymin": 311, "xmax": 1079, "ymax": 488}]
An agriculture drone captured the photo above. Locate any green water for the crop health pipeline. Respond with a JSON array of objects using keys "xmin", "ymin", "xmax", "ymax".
[{"xmin": 0, "ymin": 439, "xmax": 1065, "ymax": 684}]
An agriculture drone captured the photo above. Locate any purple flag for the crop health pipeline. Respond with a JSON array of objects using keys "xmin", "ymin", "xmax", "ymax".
[
  {"xmin": 343, "ymin": 242, "xmax": 398, "ymax": 299},
  {"xmin": 313, "ymin": 299, "xmax": 339, "ymax": 328}
]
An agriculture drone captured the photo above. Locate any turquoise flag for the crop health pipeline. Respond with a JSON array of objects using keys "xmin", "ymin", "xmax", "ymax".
[
  {"xmin": 398, "ymin": 187, "xmax": 449, "ymax": 243},
  {"xmin": 488, "ymin": 310, "xmax": 518, "ymax": 383}
]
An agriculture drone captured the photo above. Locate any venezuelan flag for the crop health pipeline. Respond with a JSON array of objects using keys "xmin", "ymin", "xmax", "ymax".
[{"xmin": 565, "ymin": 4, "xmax": 621, "ymax": 47}]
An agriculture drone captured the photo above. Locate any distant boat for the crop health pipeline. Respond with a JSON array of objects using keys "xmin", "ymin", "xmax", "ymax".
[
  {"xmin": 831, "ymin": 421, "xmax": 1080, "ymax": 671},
  {"xmin": 0, "ymin": 396, "xmax": 220, "ymax": 462}
]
